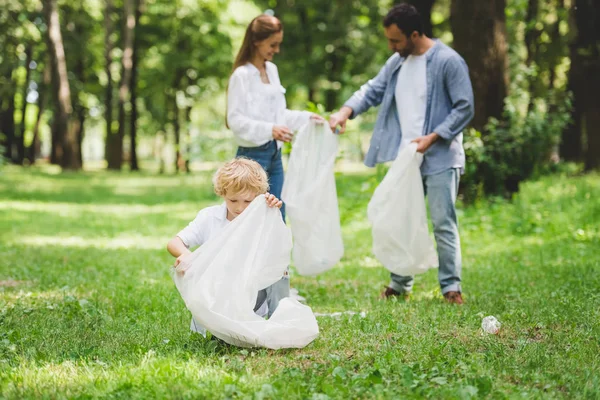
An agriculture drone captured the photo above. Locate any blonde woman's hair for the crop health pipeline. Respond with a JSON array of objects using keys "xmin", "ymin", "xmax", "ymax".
[{"xmin": 213, "ymin": 158, "xmax": 269, "ymax": 197}]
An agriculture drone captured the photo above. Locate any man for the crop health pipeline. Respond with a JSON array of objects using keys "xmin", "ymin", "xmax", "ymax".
[{"xmin": 329, "ymin": 4, "xmax": 474, "ymax": 304}]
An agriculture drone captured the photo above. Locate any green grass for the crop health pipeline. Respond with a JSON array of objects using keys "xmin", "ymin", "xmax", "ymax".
[{"xmin": 1, "ymin": 165, "xmax": 599, "ymax": 399}]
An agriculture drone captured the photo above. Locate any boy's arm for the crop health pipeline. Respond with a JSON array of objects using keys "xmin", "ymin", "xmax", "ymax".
[{"xmin": 167, "ymin": 236, "xmax": 190, "ymax": 258}]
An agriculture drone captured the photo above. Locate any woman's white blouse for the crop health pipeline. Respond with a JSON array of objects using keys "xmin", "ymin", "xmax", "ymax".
[{"xmin": 227, "ymin": 62, "xmax": 312, "ymax": 148}]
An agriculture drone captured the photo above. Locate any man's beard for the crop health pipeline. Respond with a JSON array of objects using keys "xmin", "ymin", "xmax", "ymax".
[{"xmin": 398, "ymin": 39, "xmax": 415, "ymax": 58}]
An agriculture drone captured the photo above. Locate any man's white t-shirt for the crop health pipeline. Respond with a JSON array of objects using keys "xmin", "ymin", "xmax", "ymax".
[{"xmin": 395, "ymin": 52, "xmax": 428, "ymax": 150}]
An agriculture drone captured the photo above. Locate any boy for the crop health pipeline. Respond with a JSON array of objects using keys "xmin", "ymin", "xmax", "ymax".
[{"xmin": 167, "ymin": 158, "xmax": 288, "ymax": 335}]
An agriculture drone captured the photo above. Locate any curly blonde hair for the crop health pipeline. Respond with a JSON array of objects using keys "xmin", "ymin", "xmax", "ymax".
[{"xmin": 213, "ymin": 158, "xmax": 269, "ymax": 197}]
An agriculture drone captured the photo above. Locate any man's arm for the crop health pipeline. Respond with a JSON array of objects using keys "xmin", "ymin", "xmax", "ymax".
[
  {"xmin": 329, "ymin": 54, "xmax": 398, "ymax": 133},
  {"xmin": 432, "ymin": 55, "xmax": 475, "ymax": 141}
]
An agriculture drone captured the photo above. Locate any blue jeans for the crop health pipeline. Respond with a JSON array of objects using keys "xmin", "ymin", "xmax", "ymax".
[
  {"xmin": 389, "ymin": 168, "xmax": 462, "ymax": 295},
  {"xmin": 236, "ymin": 141, "xmax": 289, "ymax": 317}
]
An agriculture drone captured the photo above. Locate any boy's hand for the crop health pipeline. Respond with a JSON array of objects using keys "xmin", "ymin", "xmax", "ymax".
[
  {"xmin": 265, "ymin": 192, "xmax": 283, "ymax": 208},
  {"xmin": 174, "ymin": 251, "xmax": 191, "ymax": 268}
]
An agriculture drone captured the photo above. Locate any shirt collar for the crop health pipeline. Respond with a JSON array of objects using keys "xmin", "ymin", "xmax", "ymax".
[
  {"xmin": 216, "ymin": 203, "xmax": 228, "ymax": 221},
  {"xmin": 246, "ymin": 62, "xmax": 273, "ymax": 80}
]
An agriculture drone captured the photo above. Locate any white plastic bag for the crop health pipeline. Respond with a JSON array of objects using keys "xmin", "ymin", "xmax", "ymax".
[
  {"xmin": 281, "ymin": 122, "xmax": 344, "ymax": 276},
  {"xmin": 367, "ymin": 143, "xmax": 438, "ymax": 275},
  {"xmin": 171, "ymin": 195, "xmax": 319, "ymax": 349}
]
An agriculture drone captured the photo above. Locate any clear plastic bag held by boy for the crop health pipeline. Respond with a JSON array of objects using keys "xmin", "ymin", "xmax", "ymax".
[{"xmin": 172, "ymin": 195, "xmax": 319, "ymax": 349}]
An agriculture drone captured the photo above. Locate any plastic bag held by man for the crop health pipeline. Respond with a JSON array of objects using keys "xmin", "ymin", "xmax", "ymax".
[
  {"xmin": 367, "ymin": 143, "xmax": 438, "ymax": 275},
  {"xmin": 281, "ymin": 121, "xmax": 344, "ymax": 276},
  {"xmin": 171, "ymin": 195, "xmax": 319, "ymax": 349}
]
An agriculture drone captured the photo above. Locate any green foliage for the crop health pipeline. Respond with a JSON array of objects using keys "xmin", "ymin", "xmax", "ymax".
[
  {"xmin": 462, "ymin": 90, "xmax": 572, "ymax": 201},
  {"xmin": 1, "ymin": 167, "xmax": 599, "ymax": 398},
  {"xmin": 459, "ymin": 0, "xmax": 574, "ymax": 202},
  {"xmin": 253, "ymin": 0, "xmax": 391, "ymax": 110}
]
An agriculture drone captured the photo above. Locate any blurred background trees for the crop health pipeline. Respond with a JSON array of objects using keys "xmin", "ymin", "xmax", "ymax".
[{"xmin": 1, "ymin": 0, "xmax": 597, "ymax": 199}]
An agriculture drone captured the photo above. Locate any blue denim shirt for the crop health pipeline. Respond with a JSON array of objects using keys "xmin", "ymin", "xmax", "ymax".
[{"xmin": 344, "ymin": 40, "xmax": 474, "ymax": 176}]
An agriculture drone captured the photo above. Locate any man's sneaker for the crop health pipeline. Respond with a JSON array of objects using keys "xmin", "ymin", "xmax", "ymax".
[
  {"xmin": 443, "ymin": 291, "xmax": 464, "ymax": 305},
  {"xmin": 380, "ymin": 286, "xmax": 410, "ymax": 301}
]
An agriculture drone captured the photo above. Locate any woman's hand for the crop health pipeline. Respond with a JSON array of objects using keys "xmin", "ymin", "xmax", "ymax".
[
  {"xmin": 310, "ymin": 114, "xmax": 326, "ymax": 124},
  {"xmin": 265, "ymin": 192, "xmax": 283, "ymax": 208},
  {"xmin": 272, "ymin": 125, "xmax": 293, "ymax": 142}
]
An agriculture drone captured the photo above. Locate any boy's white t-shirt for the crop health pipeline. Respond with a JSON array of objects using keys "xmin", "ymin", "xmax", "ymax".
[
  {"xmin": 176, "ymin": 203, "xmax": 269, "ymax": 331},
  {"xmin": 177, "ymin": 204, "xmax": 230, "ymax": 249},
  {"xmin": 395, "ymin": 52, "xmax": 428, "ymax": 150}
]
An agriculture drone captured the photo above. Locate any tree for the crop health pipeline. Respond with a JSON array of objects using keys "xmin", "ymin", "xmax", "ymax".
[
  {"xmin": 450, "ymin": 0, "xmax": 509, "ymax": 132},
  {"xmin": 107, "ymin": 0, "xmax": 136, "ymax": 170},
  {"xmin": 255, "ymin": 0, "xmax": 389, "ymax": 111},
  {"xmin": 104, "ymin": 0, "xmax": 115, "ymax": 170},
  {"xmin": 561, "ymin": 0, "xmax": 600, "ymax": 170},
  {"xmin": 43, "ymin": 0, "xmax": 81, "ymax": 170},
  {"xmin": 139, "ymin": 0, "xmax": 232, "ymax": 173},
  {"xmin": 129, "ymin": 0, "xmax": 141, "ymax": 171}
]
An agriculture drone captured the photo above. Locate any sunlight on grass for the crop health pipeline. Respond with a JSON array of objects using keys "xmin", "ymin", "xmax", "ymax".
[
  {"xmin": 0, "ymin": 201, "xmax": 196, "ymax": 216},
  {"xmin": 1, "ymin": 168, "xmax": 599, "ymax": 398},
  {"xmin": 14, "ymin": 234, "xmax": 166, "ymax": 250}
]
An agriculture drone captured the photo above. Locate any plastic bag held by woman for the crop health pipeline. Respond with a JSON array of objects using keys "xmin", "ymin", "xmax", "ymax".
[
  {"xmin": 281, "ymin": 122, "xmax": 344, "ymax": 276},
  {"xmin": 367, "ymin": 143, "xmax": 438, "ymax": 275},
  {"xmin": 171, "ymin": 195, "xmax": 319, "ymax": 349}
]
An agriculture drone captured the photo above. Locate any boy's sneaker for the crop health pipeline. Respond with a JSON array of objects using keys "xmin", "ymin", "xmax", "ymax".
[{"xmin": 380, "ymin": 286, "xmax": 410, "ymax": 301}]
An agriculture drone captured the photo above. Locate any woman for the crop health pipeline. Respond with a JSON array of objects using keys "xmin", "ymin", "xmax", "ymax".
[
  {"xmin": 226, "ymin": 14, "xmax": 322, "ymax": 318},
  {"xmin": 227, "ymin": 14, "xmax": 323, "ymax": 221}
]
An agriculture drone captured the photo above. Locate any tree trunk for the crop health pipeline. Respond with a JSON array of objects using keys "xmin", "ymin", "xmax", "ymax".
[
  {"xmin": 172, "ymin": 92, "xmax": 182, "ymax": 173},
  {"xmin": 184, "ymin": 106, "xmax": 192, "ymax": 173},
  {"xmin": 561, "ymin": 0, "xmax": 600, "ymax": 167},
  {"xmin": 450, "ymin": 0, "xmax": 509, "ymax": 132},
  {"xmin": 298, "ymin": 6, "xmax": 316, "ymax": 103},
  {"xmin": 573, "ymin": 0, "xmax": 600, "ymax": 170},
  {"xmin": 109, "ymin": 0, "xmax": 135, "ymax": 170},
  {"xmin": 74, "ymin": 48, "xmax": 86, "ymax": 168},
  {"xmin": 325, "ymin": 51, "xmax": 343, "ymax": 111},
  {"xmin": 524, "ymin": 0, "xmax": 540, "ymax": 113},
  {"xmin": 0, "ymin": 91, "xmax": 16, "ymax": 162},
  {"xmin": 28, "ymin": 64, "xmax": 49, "ymax": 164},
  {"xmin": 16, "ymin": 45, "xmax": 33, "ymax": 164},
  {"xmin": 43, "ymin": 0, "xmax": 80, "ymax": 170},
  {"xmin": 103, "ymin": 0, "xmax": 115, "ymax": 169},
  {"xmin": 129, "ymin": 0, "xmax": 141, "ymax": 171}
]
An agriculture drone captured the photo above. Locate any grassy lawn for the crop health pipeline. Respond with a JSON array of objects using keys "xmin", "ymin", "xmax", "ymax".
[{"xmin": 1, "ymin": 165, "xmax": 599, "ymax": 399}]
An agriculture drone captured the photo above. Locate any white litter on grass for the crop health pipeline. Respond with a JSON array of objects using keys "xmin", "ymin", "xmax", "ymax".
[
  {"xmin": 481, "ymin": 316, "xmax": 501, "ymax": 334},
  {"xmin": 314, "ymin": 311, "xmax": 367, "ymax": 319}
]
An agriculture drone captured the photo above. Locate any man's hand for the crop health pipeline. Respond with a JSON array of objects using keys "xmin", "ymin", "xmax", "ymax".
[
  {"xmin": 412, "ymin": 133, "xmax": 440, "ymax": 153},
  {"xmin": 328, "ymin": 106, "xmax": 353, "ymax": 134}
]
